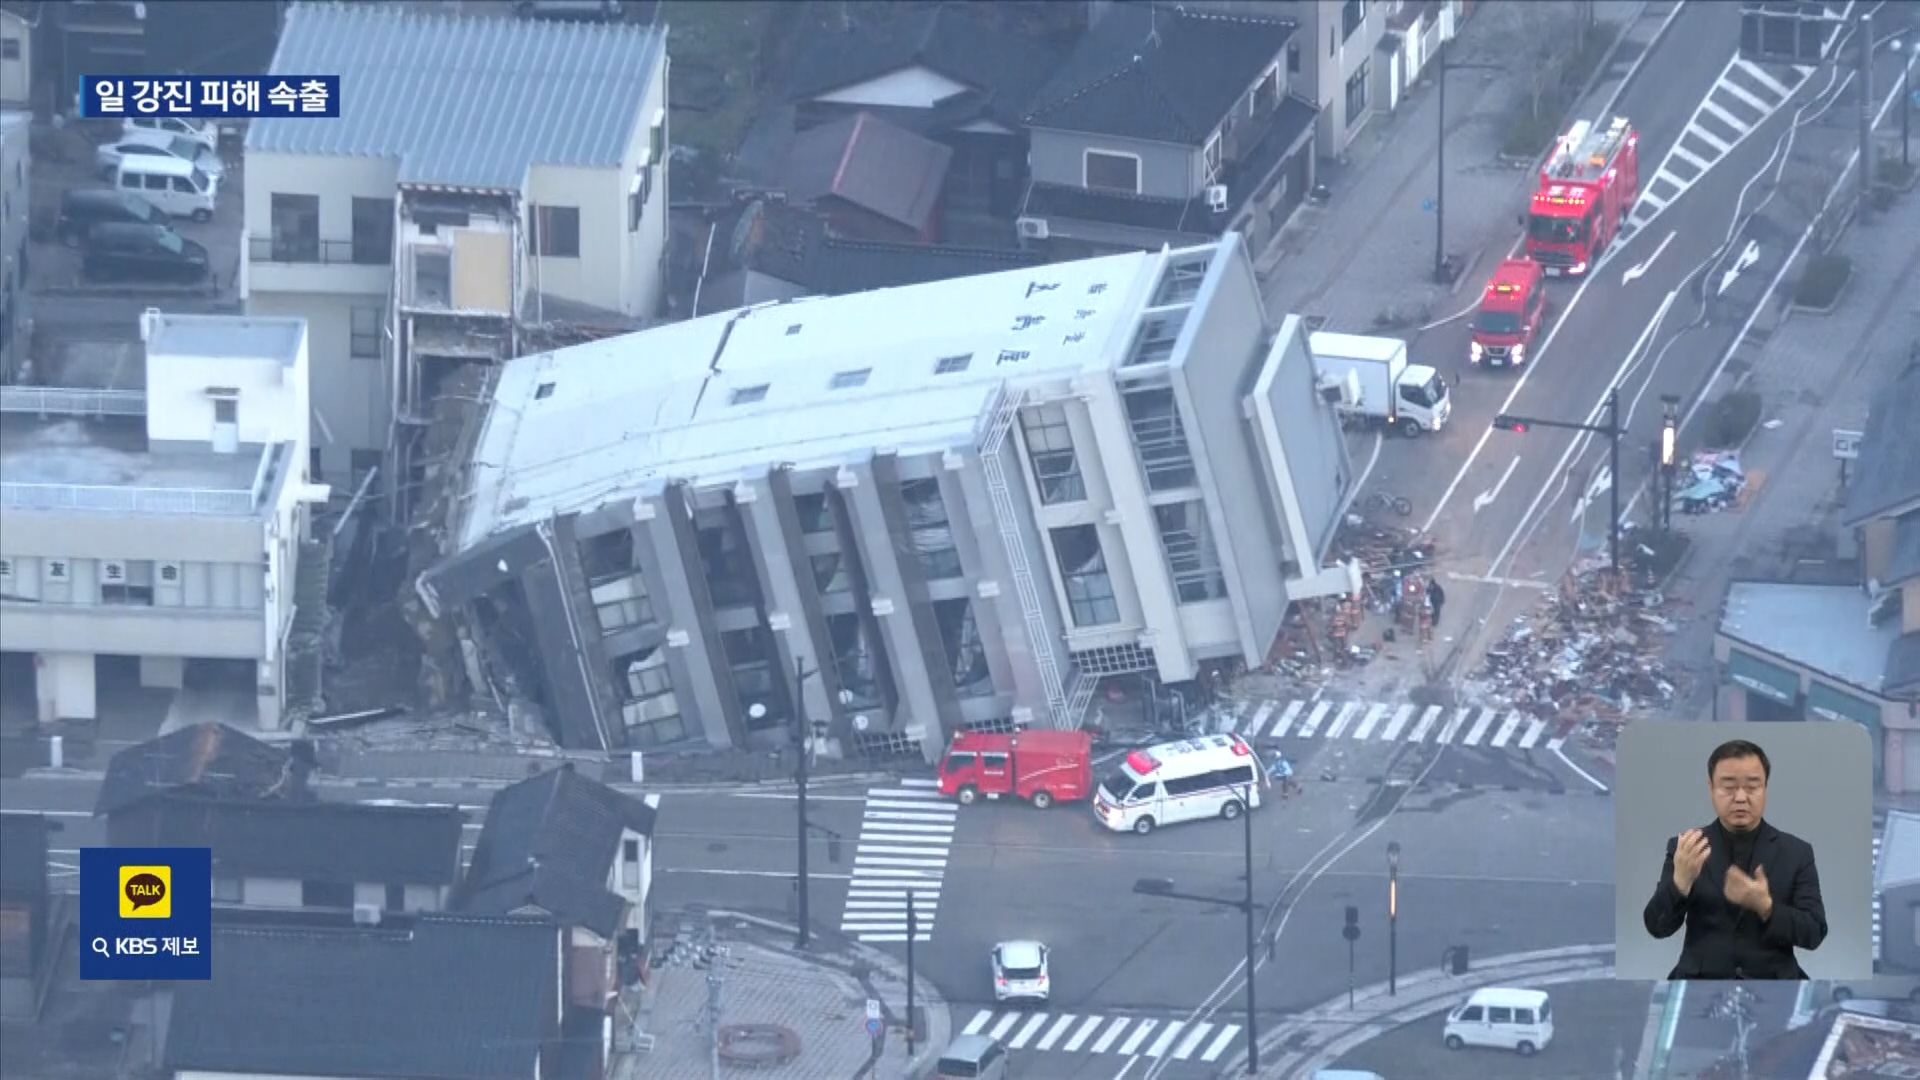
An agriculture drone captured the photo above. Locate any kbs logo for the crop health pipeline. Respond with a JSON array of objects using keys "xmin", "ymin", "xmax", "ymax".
[{"xmin": 118, "ymin": 865, "xmax": 171, "ymax": 919}]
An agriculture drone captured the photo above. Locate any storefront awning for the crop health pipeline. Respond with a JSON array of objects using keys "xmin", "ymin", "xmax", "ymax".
[
  {"xmin": 1808, "ymin": 681, "xmax": 1881, "ymax": 727},
  {"xmin": 1728, "ymin": 649, "xmax": 1799, "ymax": 704}
]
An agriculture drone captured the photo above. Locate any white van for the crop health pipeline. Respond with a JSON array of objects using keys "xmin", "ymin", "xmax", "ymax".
[
  {"xmin": 114, "ymin": 156, "xmax": 217, "ymax": 222},
  {"xmin": 123, "ymin": 115, "xmax": 219, "ymax": 153},
  {"xmin": 1443, "ymin": 987, "xmax": 1553, "ymax": 1055},
  {"xmin": 1093, "ymin": 734, "xmax": 1266, "ymax": 835}
]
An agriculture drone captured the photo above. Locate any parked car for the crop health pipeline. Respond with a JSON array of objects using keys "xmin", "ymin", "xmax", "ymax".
[
  {"xmin": 56, "ymin": 187, "xmax": 167, "ymax": 246},
  {"xmin": 990, "ymin": 940, "xmax": 1049, "ymax": 1003},
  {"xmin": 122, "ymin": 116, "xmax": 219, "ymax": 153},
  {"xmin": 81, "ymin": 223, "xmax": 210, "ymax": 284},
  {"xmin": 1830, "ymin": 975, "xmax": 1920, "ymax": 1003},
  {"xmin": 96, "ymin": 131, "xmax": 225, "ymax": 183}
]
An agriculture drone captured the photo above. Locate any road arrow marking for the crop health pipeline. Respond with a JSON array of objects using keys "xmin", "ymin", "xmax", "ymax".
[
  {"xmin": 1621, "ymin": 230, "xmax": 1675, "ymax": 285},
  {"xmin": 1472, "ymin": 455, "xmax": 1522, "ymax": 513},
  {"xmin": 1718, "ymin": 239, "xmax": 1760, "ymax": 296},
  {"xmin": 1571, "ymin": 467, "xmax": 1614, "ymax": 522}
]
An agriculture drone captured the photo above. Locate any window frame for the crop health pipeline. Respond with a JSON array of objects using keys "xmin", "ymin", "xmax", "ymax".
[
  {"xmin": 1018, "ymin": 404, "xmax": 1086, "ymax": 505},
  {"xmin": 1341, "ymin": 0, "xmax": 1365, "ymax": 43},
  {"xmin": 350, "ymin": 196, "xmax": 394, "ymax": 265},
  {"xmin": 533, "ymin": 204, "xmax": 582, "ymax": 259},
  {"xmin": 1083, "ymin": 149, "xmax": 1142, "ymax": 194},
  {"xmin": 349, "ymin": 304, "xmax": 382, "ymax": 359},
  {"xmin": 1050, "ymin": 524, "xmax": 1121, "ymax": 627}
]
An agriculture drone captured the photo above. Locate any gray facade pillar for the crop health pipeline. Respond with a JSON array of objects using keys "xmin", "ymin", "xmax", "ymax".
[
  {"xmin": 654, "ymin": 485, "xmax": 748, "ymax": 747},
  {"xmin": 871, "ymin": 454, "xmax": 965, "ymax": 745},
  {"xmin": 734, "ymin": 473, "xmax": 836, "ymax": 736},
  {"xmin": 943, "ymin": 449, "xmax": 1026, "ymax": 717},
  {"xmin": 764, "ymin": 468, "xmax": 851, "ymax": 740},
  {"xmin": 842, "ymin": 459, "xmax": 942, "ymax": 751},
  {"xmin": 629, "ymin": 499, "xmax": 727, "ymax": 749},
  {"xmin": 517, "ymin": 516, "xmax": 615, "ymax": 751}
]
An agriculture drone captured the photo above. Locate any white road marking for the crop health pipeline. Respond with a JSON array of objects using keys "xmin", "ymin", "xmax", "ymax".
[
  {"xmin": 1091, "ymin": 1018, "xmax": 1132, "ymax": 1053},
  {"xmin": 1323, "ymin": 702, "xmax": 1363, "ymax": 739},
  {"xmin": 1038, "ymin": 1015, "xmax": 1078, "ymax": 1051},
  {"xmin": 1437, "ymin": 708, "xmax": 1472, "ymax": 744},
  {"xmin": 1408, "ymin": 706, "xmax": 1444, "ymax": 742},
  {"xmin": 1352, "ymin": 703, "xmax": 1390, "ymax": 741},
  {"xmin": 1461, "ymin": 710, "xmax": 1497, "ymax": 747},
  {"xmin": 1145, "ymin": 1022, "xmax": 1186, "ymax": 1058},
  {"xmin": 1243, "ymin": 701, "xmax": 1275, "ymax": 738},
  {"xmin": 1118, "ymin": 1020, "xmax": 1159, "ymax": 1056},
  {"xmin": 1200, "ymin": 1025, "xmax": 1242, "ymax": 1062},
  {"xmin": 1716, "ymin": 77, "xmax": 1771, "ymax": 114},
  {"xmin": 989, "ymin": 1013, "xmax": 1022, "ymax": 1040},
  {"xmin": 1734, "ymin": 58, "xmax": 1794, "ymax": 99},
  {"xmin": 1066, "ymin": 1015, "xmax": 1105, "ymax": 1052},
  {"xmin": 1009, "ymin": 1014, "xmax": 1049, "ymax": 1049},
  {"xmin": 1381, "ymin": 704, "xmax": 1416, "ymax": 741},
  {"xmin": 1517, "ymin": 718, "xmax": 1548, "ymax": 749},
  {"xmin": 1489, "ymin": 712, "xmax": 1524, "ymax": 748},
  {"xmin": 1698, "ymin": 98, "xmax": 1749, "ymax": 133},
  {"xmin": 1268, "ymin": 700, "xmax": 1306, "ymax": 737},
  {"xmin": 1669, "ymin": 143, "xmax": 1713, "ymax": 173},
  {"xmin": 1171, "ymin": 1023, "xmax": 1213, "ymax": 1060},
  {"xmin": 1297, "ymin": 701, "xmax": 1334, "ymax": 738}
]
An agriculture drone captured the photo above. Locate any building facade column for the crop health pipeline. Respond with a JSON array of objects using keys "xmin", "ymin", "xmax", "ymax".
[
  {"xmin": 35, "ymin": 652, "xmax": 97, "ymax": 723},
  {"xmin": 842, "ymin": 460, "xmax": 942, "ymax": 755}
]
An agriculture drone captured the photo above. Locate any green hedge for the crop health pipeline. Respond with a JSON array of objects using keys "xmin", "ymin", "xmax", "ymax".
[{"xmin": 1794, "ymin": 254, "xmax": 1852, "ymax": 310}]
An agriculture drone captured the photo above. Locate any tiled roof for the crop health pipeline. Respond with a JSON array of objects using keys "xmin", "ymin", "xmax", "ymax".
[
  {"xmin": 0, "ymin": 812, "xmax": 50, "ymax": 895},
  {"xmin": 1885, "ymin": 511, "xmax": 1920, "ymax": 587},
  {"xmin": 94, "ymin": 723, "xmax": 304, "ymax": 817},
  {"xmin": 247, "ymin": 3, "xmax": 667, "ymax": 190},
  {"xmin": 1024, "ymin": 4, "xmax": 1295, "ymax": 144},
  {"xmin": 110, "ymin": 793, "xmax": 465, "ymax": 887},
  {"xmin": 456, "ymin": 765, "xmax": 656, "ymax": 938},
  {"xmin": 780, "ymin": 113, "xmax": 952, "ymax": 233},
  {"xmin": 162, "ymin": 912, "xmax": 558, "ymax": 1080},
  {"xmin": 1842, "ymin": 361, "xmax": 1920, "ymax": 528},
  {"xmin": 787, "ymin": 5, "xmax": 1060, "ymax": 127}
]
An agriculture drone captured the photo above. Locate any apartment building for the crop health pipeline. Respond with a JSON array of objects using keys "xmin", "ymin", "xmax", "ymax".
[
  {"xmin": 419, "ymin": 234, "xmax": 1356, "ymax": 759},
  {"xmin": 242, "ymin": 4, "xmax": 670, "ymax": 502},
  {"xmin": 1, "ymin": 109, "xmax": 25, "ymax": 383},
  {"xmin": 0, "ymin": 10, "xmax": 28, "ymax": 112},
  {"xmin": 0, "ymin": 312, "xmax": 326, "ymax": 729}
]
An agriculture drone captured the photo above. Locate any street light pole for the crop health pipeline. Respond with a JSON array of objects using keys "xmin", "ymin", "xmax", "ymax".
[
  {"xmin": 906, "ymin": 889, "xmax": 917, "ymax": 1056},
  {"xmin": 1660, "ymin": 394, "xmax": 1679, "ymax": 533},
  {"xmin": 1387, "ymin": 841, "xmax": 1400, "ymax": 997},
  {"xmin": 793, "ymin": 657, "xmax": 814, "ymax": 950},
  {"xmin": 1435, "ymin": 38, "xmax": 1448, "ymax": 284},
  {"xmin": 1607, "ymin": 386, "xmax": 1622, "ymax": 575},
  {"xmin": 1242, "ymin": 785, "xmax": 1259, "ymax": 1075}
]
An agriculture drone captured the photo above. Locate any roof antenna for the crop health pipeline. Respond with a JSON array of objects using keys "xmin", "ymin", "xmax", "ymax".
[{"xmin": 1145, "ymin": 3, "xmax": 1161, "ymax": 49}]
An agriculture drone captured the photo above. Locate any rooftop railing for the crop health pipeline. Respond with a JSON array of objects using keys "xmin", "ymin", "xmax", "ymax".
[
  {"xmin": 0, "ymin": 387, "xmax": 147, "ymax": 417},
  {"xmin": 1, "ymin": 483, "xmax": 256, "ymax": 515}
]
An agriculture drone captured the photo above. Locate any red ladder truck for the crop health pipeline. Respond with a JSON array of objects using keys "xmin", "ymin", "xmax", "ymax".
[{"xmin": 1525, "ymin": 115, "xmax": 1639, "ymax": 278}]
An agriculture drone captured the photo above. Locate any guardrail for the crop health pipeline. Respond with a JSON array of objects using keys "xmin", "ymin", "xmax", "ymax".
[
  {"xmin": 1, "ymin": 483, "xmax": 256, "ymax": 515},
  {"xmin": 0, "ymin": 387, "xmax": 146, "ymax": 417},
  {"xmin": 247, "ymin": 235, "xmax": 380, "ymax": 266}
]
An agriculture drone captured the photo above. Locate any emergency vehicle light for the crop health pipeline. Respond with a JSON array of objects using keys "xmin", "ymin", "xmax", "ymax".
[
  {"xmin": 1231, "ymin": 738, "xmax": 1252, "ymax": 756},
  {"xmin": 1490, "ymin": 284, "xmax": 1520, "ymax": 294},
  {"xmin": 1125, "ymin": 750, "xmax": 1158, "ymax": 774}
]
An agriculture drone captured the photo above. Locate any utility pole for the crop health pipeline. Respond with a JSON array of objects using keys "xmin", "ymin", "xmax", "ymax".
[
  {"xmin": 793, "ymin": 657, "xmax": 815, "ymax": 950},
  {"xmin": 706, "ymin": 965, "xmax": 724, "ymax": 1080},
  {"xmin": 1241, "ymin": 784, "xmax": 1258, "ymax": 1075},
  {"xmin": 1492, "ymin": 386, "xmax": 1627, "ymax": 573},
  {"xmin": 1859, "ymin": 9, "xmax": 1874, "ymax": 209},
  {"xmin": 906, "ymin": 890, "xmax": 918, "ymax": 1056},
  {"xmin": 1435, "ymin": 37, "xmax": 1449, "ymax": 284}
]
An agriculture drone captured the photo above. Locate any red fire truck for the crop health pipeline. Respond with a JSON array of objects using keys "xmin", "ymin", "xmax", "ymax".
[
  {"xmin": 1526, "ymin": 115, "xmax": 1639, "ymax": 277},
  {"xmin": 936, "ymin": 729, "xmax": 1092, "ymax": 809},
  {"xmin": 1471, "ymin": 257, "xmax": 1548, "ymax": 368}
]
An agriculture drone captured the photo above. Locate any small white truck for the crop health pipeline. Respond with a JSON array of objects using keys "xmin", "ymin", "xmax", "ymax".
[{"xmin": 1309, "ymin": 331, "xmax": 1451, "ymax": 436}]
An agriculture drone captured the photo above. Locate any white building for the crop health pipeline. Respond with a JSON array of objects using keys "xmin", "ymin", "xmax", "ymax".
[
  {"xmin": 1, "ymin": 109, "xmax": 26, "ymax": 383},
  {"xmin": 422, "ymin": 234, "xmax": 1357, "ymax": 756},
  {"xmin": 242, "ymin": 3, "xmax": 671, "ymax": 502},
  {"xmin": 0, "ymin": 312, "xmax": 327, "ymax": 728}
]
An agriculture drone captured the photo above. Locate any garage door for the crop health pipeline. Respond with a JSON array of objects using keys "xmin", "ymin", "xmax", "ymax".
[
  {"xmin": 1808, "ymin": 681, "xmax": 1884, "ymax": 783},
  {"xmin": 1727, "ymin": 649, "xmax": 1799, "ymax": 704}
]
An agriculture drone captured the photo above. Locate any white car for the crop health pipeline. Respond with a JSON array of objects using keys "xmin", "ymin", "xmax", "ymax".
[
  {"xmin": 991, "ymin": 940, "xmax": 1049, "ymax": 1003},
  {"xmin": 97, "ymin": 131, "xmax": 225, "ymax": 183},
  {"xmin": 1830, "ymin": 975, "xmax": 1920, "ymax": 1003},
  {"xmin": 122, "ymin": 115, "xmax": 219, "ymax": 153}
]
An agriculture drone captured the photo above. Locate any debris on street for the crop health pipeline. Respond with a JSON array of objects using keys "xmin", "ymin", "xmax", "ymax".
[
  {"xmin": 1674, "ymin": 449, "xmax": 1752, "ymax": 515},
  {"xmin": 1266, "ymin": 524, "xmax": 1440, "ymax": 683}
]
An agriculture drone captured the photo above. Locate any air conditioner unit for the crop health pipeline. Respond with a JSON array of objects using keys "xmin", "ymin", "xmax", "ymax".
[
  {"xmin": 1016, "ymin": 216, "xmax": 1051, "ymax": 240},
  {"xmin": 1205, "ymin": 185, "xmax": 1230, "ymax": 212},
  {"xmin": 1316, "ymin": 369, "xmax": 1360, "ymax": 407},
  {"xmin": 352, "ymin": 903, "xmax": 383, "ymax": 926}
]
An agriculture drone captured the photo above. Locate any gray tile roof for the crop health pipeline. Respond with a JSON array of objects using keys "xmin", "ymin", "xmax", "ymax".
[
  {"xmin": 248, "ymin": 3, "xmax": 667, "ymax": 191},
  {"xmin": 1842, "ymin": 361, "xmax": 1920, "ymax": 528},
  {"xmin": 95, "ymin": 722, "xmax": 306, "ymax": 817},
  {"xmin": 780, "ymin": 112, "xmax": 953, "ymax": 233},
  {"xmin": 110, "ymin": 792, "xmax": 466, "ymax": 887}
]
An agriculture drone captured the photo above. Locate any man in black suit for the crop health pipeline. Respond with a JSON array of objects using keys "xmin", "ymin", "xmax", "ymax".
[{"xmin": 1643, "ymin": 739, "xmax": 1827, "ymax": 979}]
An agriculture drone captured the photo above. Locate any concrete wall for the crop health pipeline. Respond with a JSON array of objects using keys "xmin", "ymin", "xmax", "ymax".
[
  {"xmin": 1029, "ymin": 128, "xmax": 1197, "ymax": 199},
  {"xmin": 1, "ymin": 112, "xmax": 27, "ymax": 383},
  {"xmin": 0, "ymin": 13, "xmax": 29, "ymax": 111},
  {"xmin": 244, "ymin": 292, "xmax": 381, "ymax": 479}
]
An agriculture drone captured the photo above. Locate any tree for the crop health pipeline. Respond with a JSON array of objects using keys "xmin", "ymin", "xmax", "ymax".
[{"xmin": 1511, "ymin": 3, "xmax": 1583, "ymax": 120}]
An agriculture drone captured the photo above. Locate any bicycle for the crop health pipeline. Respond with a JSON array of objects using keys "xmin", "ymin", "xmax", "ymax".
[{"xmin": 1363, "ymin": 491, "xmax": 1415, "ymax": 517}]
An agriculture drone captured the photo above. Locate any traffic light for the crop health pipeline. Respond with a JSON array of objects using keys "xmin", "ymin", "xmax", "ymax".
[
  {"xmin": 1492, "ymin": 414, "xmax": 1529, "ymax": 433},
  {"xmin": 1343, "ymin": 905, "xmax": 1361, "ymax": 943}
]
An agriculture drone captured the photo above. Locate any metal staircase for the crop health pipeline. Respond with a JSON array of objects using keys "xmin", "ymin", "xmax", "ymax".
[
  {"xmin": 1065, "ymin": 668, "xmax": 1100, "ymax": 728},
  {"xmin": 977, "ymin": 383, "xmax": 1072, "ymax": 729}
]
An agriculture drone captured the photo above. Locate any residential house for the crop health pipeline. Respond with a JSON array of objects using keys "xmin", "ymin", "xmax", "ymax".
[
  {"xmin": 105, "ymin": 792, "xmax": 464, "ymax": 914},
  {"xmin": 242, "ymin": 4, "xmax": 670, "ymax": 514},
  {"xmin": 23, "ymin": 1, "xmax": 284, "ymax": 118},
  {"xmin": 0, "ymin": 312, "xmax": 325, "ymax": 729},
  {"xmin": 455, "ymin": 766, "xmax": 658, "ymax": 1080},
  {"xmin": 786, "ymin": 5, "xmax": 1060, "ymax": 217},
  {"xmin": 0, "ymin": 811, "xmax": 53, "ymax": 1020},
  {"xmin": 417, "ymin": 237, "xmax": 1356, "ymax": 757},
  {"xmin": 159, "ymin": 909, "xmax": 566, "ymax": 1080},
  {"xmin": 1019, "ymin": 4, "xmax": 1319, "ymax": 260},
  {"xmin": 778, "ymin": 112, "xmax": 952, "ymax": 245},
  {"xmin": 1877, "ymin": 810, "xmax": 1920, "ymax": 973},
  {"xmin": 1714, "ymin": 362, "xmax": 1920, "ymax": 791},
  {"xmin": 694, "ymin": 199, "xmax": 1043, "ymax": 316},
  {"xmin": 1, "ymin": 108, "xmax": 25, "ymax": 382},
  {"xmin": 94, "ymin": 722, "xmax": 310, "ymax": 818},
  {"xmin": 0, "ymin": 9, "xmax": 28, "ymax": 110}
]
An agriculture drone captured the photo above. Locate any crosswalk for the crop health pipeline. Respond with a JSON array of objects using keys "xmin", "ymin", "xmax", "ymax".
[
  {"xmin": 1625, "ymin": 52, "xmax": 1816, "ymax": 233},
  {"xmin": 961, "ymin": 1009, "xmax": 1242, "ymax": 1063},
  {"xmin": 838, "ymin": 778, "xmax": 953, "ymax": 944},
  {"xmin": 1211, "ymin": 699, "xmax": 1562, "ymax": 752}
]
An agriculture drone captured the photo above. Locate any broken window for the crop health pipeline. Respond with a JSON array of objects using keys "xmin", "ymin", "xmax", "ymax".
[
  {"xmin": 811, "ymin": 552, "xmax": 851, "ymax": 594},
  {"xmin": 934, "ymin": 598, "xmax": 994, "ymax": 698},
  {"xmin": 898, "ymin": 478, "xmax": 962, "ymax": 580},
  {"xmin": 827, "ymin": 612, "xmax": 884, "ymax": 710},
  {"xmin": 1151, "ymin": 258, "xmax": 1210, "ymax": 307},
  {"xmin": 1050, "ymin": 525, "xmax": 1120, "ymax": 627},
  {"xmin": 415, "ymin": 250, "xmax": 451, "ymax": 306},
  {"xmin": 793, "ymin": 491, "xmax": 835, "ymax": 536},
  {"xmin": 696, "ymin": 511, "xmax": 760, "ymax": 609},
  {"xmin": 1018, "ymin": 404, "xmax": 1086, "ymax": 505},
  {"xmin": 614, "ymin": 648, "xmax": 688, "ymax": 747},
  {"xmin": 1123, "ymin": 383, "xmax": 1198, "ymax": 491},
  {"xmin": 1153, "ymin": 500, "xmax": 1227, "ymax": 604},
  {"xmin": 591, "ymin": 575, "xmax": 654, "ymax": 634},
  {"xmin": 1125, "ymin": 310, "xmax": 1187, "ymax": 365},
  {"xmin": 723, "ymin": 628, "xmax": 783, "ymax": 729},
  {"xmin": 580, "ymin": 530, "xmax": 635, "ymax": 584}
]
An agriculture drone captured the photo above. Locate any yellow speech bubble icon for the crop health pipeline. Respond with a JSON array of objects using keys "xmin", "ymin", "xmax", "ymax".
[{"xmin": 119, "ymin": 864, "xmax": 171, "ymax": 919}]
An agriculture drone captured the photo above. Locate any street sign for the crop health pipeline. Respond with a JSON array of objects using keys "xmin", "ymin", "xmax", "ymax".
[
  {"xmin": 1422, "ymin": 198, "xmax": 1435, "ymax": 213},
  {"xmin": 866, "ymin": 1018, "xmax": 883, "ymax": 1035},
  {"xmin": 1343, "ymin": 923, "xmax": 1362, "ymax": 942},
  {"xmin": 1833, "ymin": 429, "xmax": 1863, "ymax": 460},
  {"xmin": 866, "ymin": 998, "xmax": 881, "ymax": 1021}
]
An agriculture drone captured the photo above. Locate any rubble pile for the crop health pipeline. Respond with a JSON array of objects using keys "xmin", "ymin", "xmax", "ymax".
[
  {"xmin": 1471, "ymin": 565, "xmax": 1680, "ymax": 736},
  {"xmin": 1675, "ymin": 449, "xmax": 1749, "ymax": 515},
  {"xmin": 1264, "ymin": 524, "xmax": 1440, "ymax": 680}
]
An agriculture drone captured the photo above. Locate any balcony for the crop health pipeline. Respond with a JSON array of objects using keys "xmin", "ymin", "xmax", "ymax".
[{"xmin": 242, "ymin": 229, "xmax": 392, "ymax": 299}]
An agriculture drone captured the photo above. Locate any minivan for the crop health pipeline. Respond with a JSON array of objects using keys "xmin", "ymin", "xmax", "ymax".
[
  {"xmin": 934, "ymin": 1033, "xmax": 1008, "ymax": 1079},
  {"xmin": 57, "ymin": 187, "xmax": 167, "ymax": 245},
  {"xmin": 113, "ymin": 156, "xmax": 217, "ymax": 221},
  {"xmin": 81, "ymin": 223, "xmax": 211, "ymax": 284},
  {"xmin": 1443, "ymin": 987, "xmax": 1553, "ymax": 1055}
]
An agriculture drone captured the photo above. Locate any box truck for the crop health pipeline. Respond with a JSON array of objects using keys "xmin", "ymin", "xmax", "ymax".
[{"xmin": 1309, "ymin": 331, "xmax": 1451, "ymax": 436}]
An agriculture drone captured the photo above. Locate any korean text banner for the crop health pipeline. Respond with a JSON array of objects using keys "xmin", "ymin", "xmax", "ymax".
[
  {"xmin": 79, "ymin": 847, "xmax": 212, "ymax": 980},
  {"xmin": 80, "ymin": 76, "xmax": 341, "ymax": 119}
]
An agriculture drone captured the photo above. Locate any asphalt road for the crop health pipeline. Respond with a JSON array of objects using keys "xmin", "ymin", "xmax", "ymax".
[{"xmin": 1329, "ymin": 978, "xmax": 1653, "ymax": 1080}]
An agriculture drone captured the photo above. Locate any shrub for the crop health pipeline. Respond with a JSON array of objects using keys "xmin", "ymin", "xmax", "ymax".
[
  {"xmin": 1794, "ymin": 254, "xmax": 1852, "ymax": 310},
  {"xmin": 1705, "ymin": 389, "xmax": 1764, "ymax": 448}
]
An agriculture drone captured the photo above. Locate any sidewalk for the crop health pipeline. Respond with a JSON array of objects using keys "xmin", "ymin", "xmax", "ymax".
[
  {"xmin": 1653, "ymin": 162, "xmax": 1920, "ymax": 722},
  {"xmin": 621, "ymin": 908, "xmax": 948, "ymax": 1080}
]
